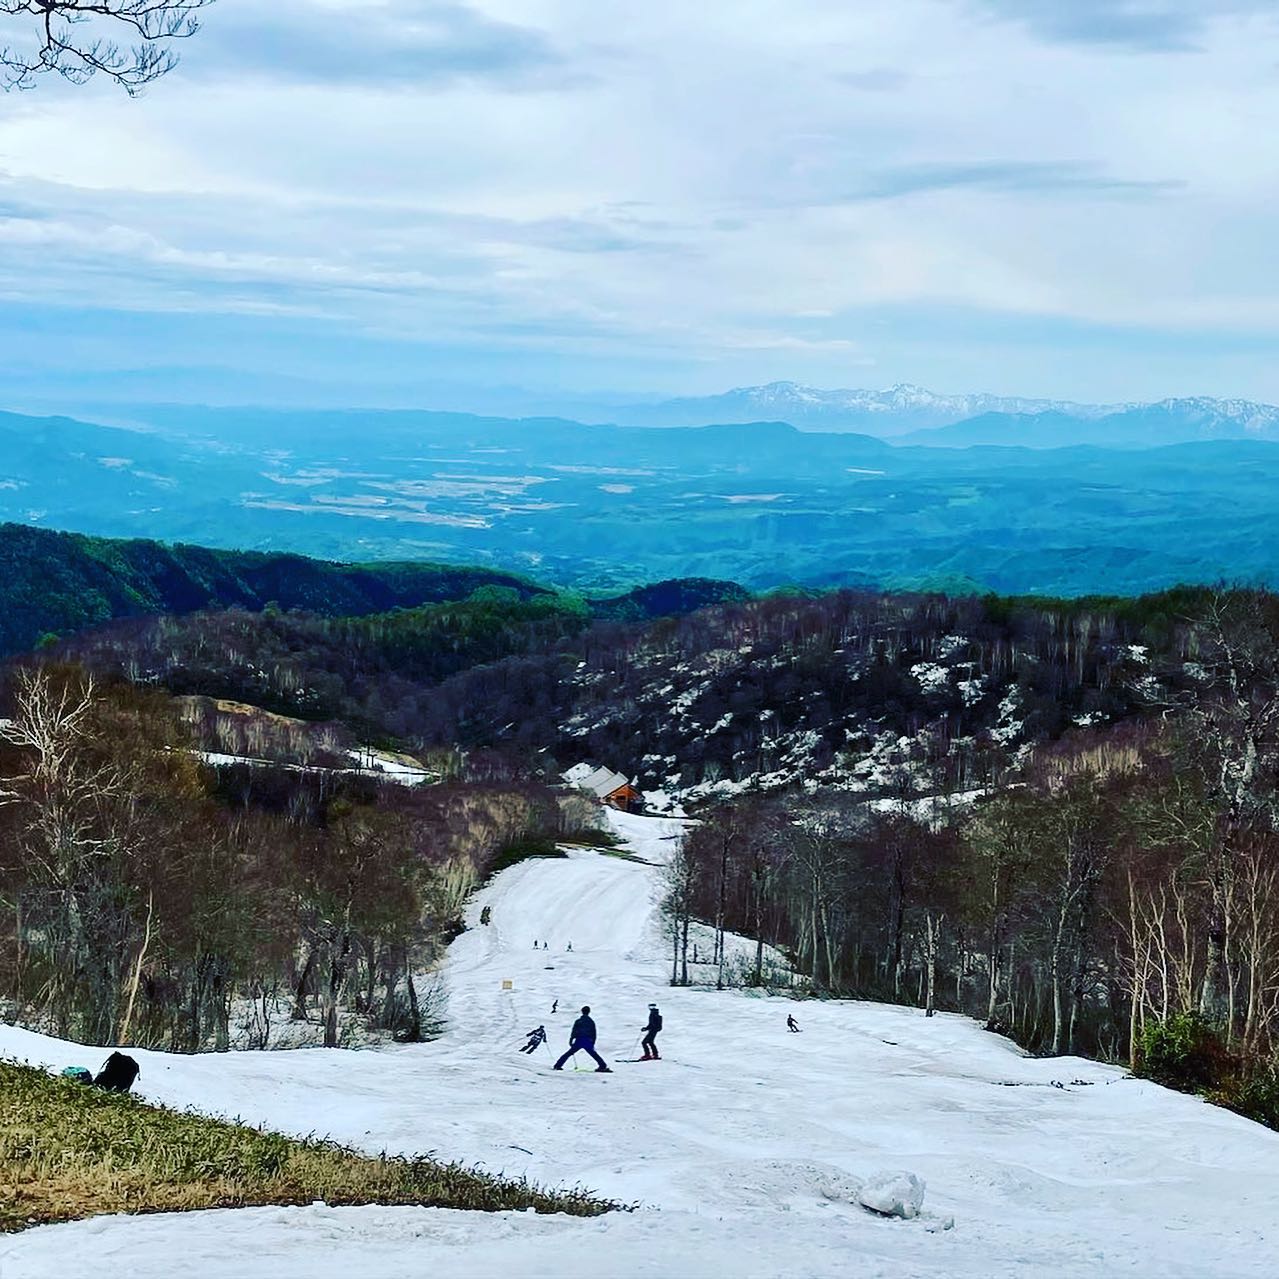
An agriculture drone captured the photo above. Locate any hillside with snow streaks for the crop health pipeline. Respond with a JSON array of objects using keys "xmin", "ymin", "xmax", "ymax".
[{"xmin": 3, "ymin": 809, "xmax": 1278, "ymax": 1278}]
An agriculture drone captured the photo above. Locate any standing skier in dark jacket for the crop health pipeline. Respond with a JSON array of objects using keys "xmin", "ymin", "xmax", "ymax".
[
  {"xmin": 641, "ymin": 1003, "xmax": 663, "ymax": 1059},
  {"xmin": 553, "ymin": 1006, "xmax": 611, "ymax": 1071}
]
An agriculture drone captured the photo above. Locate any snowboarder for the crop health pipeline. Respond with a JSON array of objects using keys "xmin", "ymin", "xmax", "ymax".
[
  {"xmin": 521, "ymin": 1025, "xmax": 547, "ymax": 1054},
  {"xmin": 787, "ymin": 1014, "xmax": 801, "ymax": 1033},
  {"xmin": 553, "ymin": 1005, "xmax": 611, "ymax": 1072},
  {"xmin": 641, "ymin": 1003, "xmax": 663, "ymax": 1059}
]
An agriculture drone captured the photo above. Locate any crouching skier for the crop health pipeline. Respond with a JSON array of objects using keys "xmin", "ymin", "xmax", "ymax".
[
  {"xmin": 521, "ymin": 1025, "xmax": 547, "ymax": 1054},
  {"xmin": 553, "ymin": 1006, "xmax": 611, "ymax": 1072},
  {"xmin": 641, "ymin": 1003, "xmax": 663, "ymax": 1059}
]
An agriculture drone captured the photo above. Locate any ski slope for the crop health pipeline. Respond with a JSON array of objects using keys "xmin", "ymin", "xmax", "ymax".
[{"xmin": 4, "ymin": 810, "xmax": 1279, "ymax": 1278}]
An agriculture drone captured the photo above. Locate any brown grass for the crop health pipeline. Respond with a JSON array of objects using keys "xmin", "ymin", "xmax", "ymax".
[{"xmin": 0, "ymin": 1060, "xmax": 617, "ymax": 1232}]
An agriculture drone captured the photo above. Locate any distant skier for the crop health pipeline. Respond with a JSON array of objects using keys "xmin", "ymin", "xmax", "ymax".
[
  {"xmin": 787, "ymin": 1014, "xmax": 801, "ymax": 1033},
  {"xmin": 553, "ymin": 1005, "xmax": 611, "ymax": 1072},
  {"xmin": 551, "ymin": 999, "xmax": 558, "ymax": 1014},
  {"xmin": 566, "ymin": 942, "xmax": 573, "ymax": 952},
  {"xmin": 533, "ymin": 939, "xmax": 539, "ymax": 949},
  {"xmin": 521, "ymin": 1025, "xmax": 547, "ymax": 1054},
  {"xmin": 641, "ymin": 1003, "xmax": 663, "ymax": 1059},
  {"xmin": 543, "ymin": 941, "xmax": 549, "ymax": 950}
]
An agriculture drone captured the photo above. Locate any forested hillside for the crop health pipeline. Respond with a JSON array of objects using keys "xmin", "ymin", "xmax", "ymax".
[
  {"xmin": 0, "ymin": 522, "xmax": 552, "ymax": 658},
  {"xmin": 56, "ymin": 582, "xmax": 1208, "ymax": 796}
]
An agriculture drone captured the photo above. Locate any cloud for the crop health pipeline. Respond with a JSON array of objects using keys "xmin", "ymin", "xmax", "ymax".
[
  {"xmin": 834, "ymin": 68, "xmax": 910, "ymax": 92},
  {"xmin": 188, "ymin": 0, "xmax": 572, "ymax": 89},
  {"xmin": 966, "ymin": 1, "xmax": 1277, "ymax": 52},
  {"xmin": 2, "ymin": 0, "xmax": 1279, "ymax": 406},
  {"xmin": 848, "ymin": 160, "xmax": 1185, "ymax": 201}
]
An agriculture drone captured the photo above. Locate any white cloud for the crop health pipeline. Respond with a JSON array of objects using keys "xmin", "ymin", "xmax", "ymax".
[{"xmin": 1, "ymin": 0, "xmax": 1279, "ymax": 401}]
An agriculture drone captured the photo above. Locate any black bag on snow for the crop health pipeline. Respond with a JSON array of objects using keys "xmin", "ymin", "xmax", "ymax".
[{"xmin": 94, "ymin": 1051, "xmax": 140, "ymax": 1093}]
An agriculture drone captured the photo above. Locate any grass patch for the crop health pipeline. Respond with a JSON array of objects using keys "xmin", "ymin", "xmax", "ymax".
[
  {"xmin": 483, "ymin": 836, "xmax": 569, "ymax": 881},
  {"xmin": 596, "ymin": 847, "xmax": 652, "ymax": 865},
  {"xmin": 559, "ymin": 828, "xmax": 625, "ymax": 850},
  {"xmin": 0, "ymin": 1061, "xmax": 617, "ymax": 1233}
]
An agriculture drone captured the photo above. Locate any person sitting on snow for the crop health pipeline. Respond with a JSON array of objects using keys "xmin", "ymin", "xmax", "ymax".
[{"xmin": 553, "ymin": 1006, "xmax": 611, "ymax": 1072}]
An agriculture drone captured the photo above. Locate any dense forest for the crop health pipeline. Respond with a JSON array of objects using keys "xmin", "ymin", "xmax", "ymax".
[
  {"xmin": 0, "ymin": 522, "xmax": 747, "ymax": 661},
  {"xmin": 55, "ymin": 579, "xmax": 1213, "ymax": 794},
  {"xmin": 1, "ymin": 523, "xmax": 1277, "ymax": 1128},
  {"xmin": 0, "ymin": 522, "xmax": 554, "ymax": 660}
]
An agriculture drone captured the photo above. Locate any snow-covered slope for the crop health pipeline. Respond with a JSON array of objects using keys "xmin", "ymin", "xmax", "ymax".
[{"xmin": 4, "ymin": 811, "xmax": 1278, "ymax": 1278}]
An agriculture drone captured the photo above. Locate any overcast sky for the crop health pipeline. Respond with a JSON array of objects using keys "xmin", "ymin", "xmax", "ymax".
[{"xmin": 2, "ymin": 0, "xmax": 1279, "ymax": 411}]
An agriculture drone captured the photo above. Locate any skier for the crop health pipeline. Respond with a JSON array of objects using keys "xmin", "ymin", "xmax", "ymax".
[
  {"xmin": 787, "ymin": 1014, "xmax": 801, "ymax": 1033},
  {"xmin": 567, "ymin": 941, "xmax": 573, "ymax": 952},
  {"xmin": 553, "ymin": 1005, "xmax": 611, "ymax": 1072},
  {"xmin": 641, "ymin": 1003, "xmax": 663, "ymax": 1059},
  {"xmin": 551, "ymin": 999, "xmax": 558, "ymax": 1014},
  {"xmin": 521, "ymin": 1025, "xmax": 547, "ymax": 1054}
]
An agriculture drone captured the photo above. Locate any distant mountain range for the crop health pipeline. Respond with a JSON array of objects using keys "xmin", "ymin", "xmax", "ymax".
[
  {"xmin": 605, "ymin": 381, "xmax": 1279, "ymax": 445},
  {"xmin": 605, "ymin": 382, "xmax": 1116, "ymax": 433},
  {"xmin": 3, "ymin": 402, "xmax": 1279, "ymax": 598}
]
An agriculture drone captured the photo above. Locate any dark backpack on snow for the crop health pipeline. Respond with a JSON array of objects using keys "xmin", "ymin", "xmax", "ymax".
[{"xmin": 94, "ymin": 1051, "xmax": 140, "ymax": 1093}]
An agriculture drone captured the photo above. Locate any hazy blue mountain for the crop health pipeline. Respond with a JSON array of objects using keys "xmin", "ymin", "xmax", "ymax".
[{"xmin": 899, "ymin": 398, "xmax": 1279, "ymax": 448}]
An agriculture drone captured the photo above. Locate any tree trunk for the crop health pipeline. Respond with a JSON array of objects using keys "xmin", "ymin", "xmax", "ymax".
[
  {"xmin": 1050, "ymin": 924, "xmax": 1068, "ymax": 1055},
  {"xmin": 404, "ymin": 957, "xmax": 422, "ymax": 1043},
  {"xmin": 323, "ymin": 932, "xmax": 351, "ymax": 1049},
  {"xmin": 117, "ymin": 890, "xmax": 154, "ymax": 1044},
  {"xmin": 924, "ymin": 913, "xmax": 938, "ymax": 1018},
  {"xmin": 292, "ymin": 947, "xmax": 317, "ymax": 1021}
]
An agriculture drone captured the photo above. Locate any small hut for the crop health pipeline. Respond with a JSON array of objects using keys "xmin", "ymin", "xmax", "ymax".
[{"xmin": 562, "ymin": 763, "xmax": 643, "ymax": 812}]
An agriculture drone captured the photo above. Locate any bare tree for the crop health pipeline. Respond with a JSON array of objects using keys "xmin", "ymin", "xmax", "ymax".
[{"xmin": 0, "ymin": 1, "xmax": 212, "ymax": 93}]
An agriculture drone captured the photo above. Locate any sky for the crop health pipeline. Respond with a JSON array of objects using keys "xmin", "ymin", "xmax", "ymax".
[{"xmin": 2, "ymin": 0, "xmax": 1279, "ymax": 413}]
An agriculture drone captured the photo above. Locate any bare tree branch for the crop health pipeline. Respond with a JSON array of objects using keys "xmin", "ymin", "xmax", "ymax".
[{"xmin": 0, "ymin": 0, "xmax": 212, "ymax": 94}]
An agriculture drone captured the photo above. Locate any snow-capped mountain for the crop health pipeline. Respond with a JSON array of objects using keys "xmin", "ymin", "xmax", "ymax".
[
  {"xmin": 608, "ymin": 381, "xmax": 1126, "ymax": 433},
  {"xmin": 607, "ymin": 381, "xmax": 1279, "ymax": 442}
]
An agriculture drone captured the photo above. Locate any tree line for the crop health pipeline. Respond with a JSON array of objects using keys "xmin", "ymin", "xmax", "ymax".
[{"xmin": 0, "ymin": 664, "xmax": 588, "ymax": 1051}]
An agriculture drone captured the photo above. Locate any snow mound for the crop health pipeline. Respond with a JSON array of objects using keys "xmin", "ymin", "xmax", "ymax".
[{"xmin": 858, "ymin": 1170, "xmax": 926, "ymax": 1219}]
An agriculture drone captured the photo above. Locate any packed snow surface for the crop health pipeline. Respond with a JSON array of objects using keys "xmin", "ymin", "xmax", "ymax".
[{"xmin": 4, "ymin": 810, "xmax": 1279, "ymax": 1278}]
